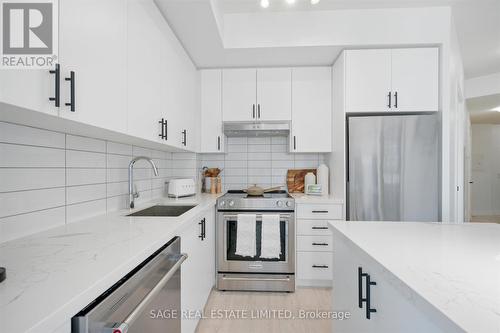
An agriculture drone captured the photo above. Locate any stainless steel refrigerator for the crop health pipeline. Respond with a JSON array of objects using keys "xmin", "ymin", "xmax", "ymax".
[{"xmin": 347, "ymin": 114, "xmax": 439, "ymax": 222}]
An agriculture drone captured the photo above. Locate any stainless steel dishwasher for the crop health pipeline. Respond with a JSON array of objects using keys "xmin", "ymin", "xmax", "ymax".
[{"xmin": 72, "ymin": 237, "xmax": 187, "ymax": 333}]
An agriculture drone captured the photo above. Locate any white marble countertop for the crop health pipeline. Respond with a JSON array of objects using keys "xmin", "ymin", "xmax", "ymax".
[
  {"xmin": 329, "ymin": 221, "xmax": 500, "ymax": 333},
  {"xmin": 290, "ymin": 193, "xmax": 344, "ymax": 204},
  {"xmin": 0, "ymin": 194, "xmax": 221, "ymax": 333}
]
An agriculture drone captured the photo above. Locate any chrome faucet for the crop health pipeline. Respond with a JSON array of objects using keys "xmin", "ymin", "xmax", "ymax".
[{"xmin": 129, "ymin": 156, "xmax": 159, "ymax": 209}]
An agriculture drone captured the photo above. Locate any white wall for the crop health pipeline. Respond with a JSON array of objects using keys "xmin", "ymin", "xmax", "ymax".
[
  {"xmin": 470, "ymin": 124, "xmax": 500, "ymax": 216},
  {"xmin": 0, "ymin": 121, "xmax": 198, "ymax": 243},
  {"xmin": 465, "ymin": 72, "xmax": 500, "ymax": 99}
]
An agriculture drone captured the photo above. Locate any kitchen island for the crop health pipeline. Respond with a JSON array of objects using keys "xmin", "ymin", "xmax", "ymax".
[
  {"xmin": 0, "ymin": 194, "xmax": 220, "ymax": 333},
  {"xmin": 328, "ymin": 221, "xmax": 500, "ymax": 333}
]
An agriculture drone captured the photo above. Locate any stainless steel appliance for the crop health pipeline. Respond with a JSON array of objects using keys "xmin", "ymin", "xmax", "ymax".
[
  {"xmin": 347, "ymin": 114, "xmax": 439, "ymax": 222},
  {"xmin": 72, "ymin": 237, "xmax": 187, "ymax": 333},
  {"xmin": 223, "ymin": 121, "xmax": 290, "ymax": 137},
  {"xmin": 216, "ymin": 190, "xmax": 295, "ymax": 292}
]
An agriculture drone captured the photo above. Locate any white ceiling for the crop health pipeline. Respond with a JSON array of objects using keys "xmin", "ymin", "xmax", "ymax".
[{"xmin": 157, "ymin": 0, "xmax": 500, "ymax": 77}]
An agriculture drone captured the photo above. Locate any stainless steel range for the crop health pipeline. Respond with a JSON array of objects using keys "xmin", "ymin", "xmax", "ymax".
[{"xmin": 216, "ymin": 190, "xmax": 295, "ymax": 292}]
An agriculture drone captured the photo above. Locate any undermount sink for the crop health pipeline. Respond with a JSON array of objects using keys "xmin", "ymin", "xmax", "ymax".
[{"xmin": 127, "ymin": 205, "xmax": 196, "ymax": 217}]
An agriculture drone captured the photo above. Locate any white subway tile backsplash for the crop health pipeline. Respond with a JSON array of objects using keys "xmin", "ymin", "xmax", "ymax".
[
  {"xmin": 226, "ymin": 152, "xmax": 247, "ymax": 161},
  {"xmin": 0, "ymin": 187, "xmax": 65, "ymax": 218},
  {"xmin": 227, "ymin": 144, "xmax": 247, "ymax": 153},
  {"xmin": 227, "ymin": 137, "xmax": 247, "ymax": 145},
  {"xmin": 248, "ymin": 160, "xmax": 272, "ymax": 168},
  {"xmin": 0, "ymin": 122, "xmax": 198, "ymax": 243},
  {"xmin": 248, "ymin": 144, "xmax": 271, "ymax": 153},
  {"xmin": 66, "ymin": 184, "xmax": 106, "ymax": 205},
  {"xmin": 248, "ymin": 152, "xmax": 272, "ymax": 161},
  {"xmin": 67, "ymin": 199, "xmax": 107, "ymax": 224},
  {"xmin": 0, "ymin": 122, "xmax": 65, "ymax": 148},
  {"xmin": 66, "ymin": 135, "xmax": 106, "ymax": 153},
  {"xmin": 248, "ymin": 137, "xmax": 271, "ymax": 145},
  {"xmin": 0, "ymin": 207, "xmax": 65, "ymax": 243},
  {"xmin": 66, "ymin": 169, "xmax": 106, "ymax": 186},
  {"xmin": 67, "ymin": 150, "xmax": 106, "ymax": 168},
  {"xmin": 0, "ymin": 144, "xmax": 65, "ymax": 167},
  {"xmin": 0, "ymin": 169, "xmax": 65, "ymax": 192},
  {"xmin": 271, "ymin": 136, "xmax": 287, "ymax": 144}
]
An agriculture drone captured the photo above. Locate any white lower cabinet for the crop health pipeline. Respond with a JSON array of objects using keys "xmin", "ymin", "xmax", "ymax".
[
  {"xmin": 296, "ymin": 203, "xmax": 342, "ymax": 287},
  {"xmin": 332, "ymin": 229, "xmax": 447, "ymax": 333},
  {"xmin": 180, "ymin": 206, "xmax": 215, "ymax": 333}
]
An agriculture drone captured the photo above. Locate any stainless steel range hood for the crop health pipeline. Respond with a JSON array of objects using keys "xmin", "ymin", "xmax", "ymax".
[{"xmin": 223, "ymin": 122, "xmax": 290, "ymax": 137}]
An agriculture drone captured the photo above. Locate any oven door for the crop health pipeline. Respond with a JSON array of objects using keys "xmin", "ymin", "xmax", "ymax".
[{"xmin": 217, "ymin": 211, "xmax": 295, "ymax": 274}]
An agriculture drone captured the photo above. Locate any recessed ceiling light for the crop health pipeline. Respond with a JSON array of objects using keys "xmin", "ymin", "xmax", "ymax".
[
  {"xmin": 492, "ymin": 106, "xmax": 500, "ymax": 112},
  {"xmin": 286, "ymin": 0, "xmax": 296, "ymax": 4},
  {"xmin": 311, "ymin": 0, "xmax": 321, "ymax": 4},
  {"xmin": 260, "ymin": 0, "xmax": 269, "ymax": 8}
]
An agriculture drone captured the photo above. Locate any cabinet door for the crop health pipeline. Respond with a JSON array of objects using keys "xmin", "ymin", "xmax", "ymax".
[
  {"xmin": 0, "ymin": 69, "xmax": 58, "ymax": 115},
  {"xmin": 291, "ymin": 67, "xmax": 332, "ymax": 153},
  {"xmin": 126, "ymin": 0, "xmax": 164, "ymax": 143},
  {"xmin": 345, "ymin": 49, "xmax": 392, "ymax": 113},
  {"xmin": 257, "ymin": 68, "xmax": 292, "ymax": 121},
  {"xmin": 199, "ymin": 207, "xmax": 215, "ymax": 305},
  {"xmin": 59, "ymin": 0, "xmax": 127, "ymax": 133},
  {"xmin": 391, "ymin": 48, "xmax": 439, "ymax": 112},
  {"xmin": 200, "ymin": 70, "xmax": 224, "ymax": 153},
  {"xmin": 222, "ymin": 68, "xmax": 256, "ymax": 122}
]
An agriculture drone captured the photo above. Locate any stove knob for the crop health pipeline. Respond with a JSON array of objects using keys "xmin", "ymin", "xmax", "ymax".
[
  {"xmin": 286, "ymin": 201, "xmax": 293, "ymax": 207},
  {"xmin": 276, "ymin": 201, "xmax": 283, "ymax": 207},
  {"xmin": 228, "ymin": 200, "xmax": 235, "ymax": 207},
  {"xmin": 219, "ymin": 201, "xmax": 225, "ymax": 207}
]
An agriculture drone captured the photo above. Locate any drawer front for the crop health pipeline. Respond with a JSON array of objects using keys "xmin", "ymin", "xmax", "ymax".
[
  {"xmin": 297, "ymin": 235, "xmax": 333, "ymax": 252},
  {"xmin": 297, "ymin": 203, "xmax": 343, "ymax": 220},
  {"xmin": 297, "ymin": 219, "xmax": 332, "ymax": 236},
  {"xmin": 297, "ymin": 251, "xmax": 333, "ymax": 280}
]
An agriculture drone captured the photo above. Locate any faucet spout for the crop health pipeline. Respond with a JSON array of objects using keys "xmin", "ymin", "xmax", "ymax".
[{"xmin": 128, "ymin": 156, "xmax": 159, "ymax": 209}]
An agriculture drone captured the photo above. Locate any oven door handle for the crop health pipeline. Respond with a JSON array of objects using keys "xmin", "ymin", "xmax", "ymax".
[
  {"xmin": 221, "ymin": 275, "xmax": 292, "ymax": 282},
  {"xmin": 222, "ymin": 213, "xmax": 293, "ymax": 220}
]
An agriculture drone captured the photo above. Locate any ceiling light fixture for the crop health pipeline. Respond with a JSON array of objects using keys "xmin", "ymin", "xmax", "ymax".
[
  {"xmin": 492, "ymin": 106, "xmax": 500, "ymax": 112},
  {"xmin": 286, "ymin": 0, "xmax": 296, "ymax": 4},
  {"xmin": 260, "ymin": 0, "xmax": 270, "ymax": 8},
  {"xmin": 311, "ymin": 0, "xmax": 320, "ymax": 4}
]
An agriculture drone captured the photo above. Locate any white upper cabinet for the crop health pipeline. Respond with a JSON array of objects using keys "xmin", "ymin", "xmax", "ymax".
[
  {"xmin": 256, "ymin": 68, "xmax": 292, "ymax": 121},
  {"xmin": 222, "ymin": 68, "xmax": 257, "ymax": 122},
  {"xmin": 345, "ymin": 49, "xmax": 392, "ymax": 113},
  {"xmin": 391, "ymin": 48, "xmax": 439, "ymax": 112},
  {"xmin": 200, "ymin": 69, "xmax": 224, "ymax": 153},
  {"xmin": 345, "ymin": 48, "xmax": 439, "ymax": 113},
  {"xmin": 59, "ymin": 0, "xmax": 127, "ymax": 133},
  {"xmin": 291, "ymin": 67, "xmax": 332, "ymax": 153}
]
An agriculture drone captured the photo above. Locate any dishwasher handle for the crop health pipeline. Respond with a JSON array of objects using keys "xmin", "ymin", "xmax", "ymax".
[{"xmin": 113, "ymin": 253, "xmax": 188, "ymax": 333}]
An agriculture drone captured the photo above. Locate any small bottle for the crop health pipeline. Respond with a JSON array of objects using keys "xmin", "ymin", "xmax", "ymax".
[{"xmin": 216, "ymin": 176, "xmax": 222, "ymax": 193}]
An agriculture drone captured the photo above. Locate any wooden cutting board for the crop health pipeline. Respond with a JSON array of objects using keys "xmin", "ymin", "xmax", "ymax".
[{"xmin": 287, "ymin": 169, "xmax": 317, "ymax": 193}]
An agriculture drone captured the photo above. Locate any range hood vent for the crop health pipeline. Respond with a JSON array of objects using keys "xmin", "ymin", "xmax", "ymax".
[{"xmin": 223, "ymin": 122, "xmax": 290, "ymax": 137}]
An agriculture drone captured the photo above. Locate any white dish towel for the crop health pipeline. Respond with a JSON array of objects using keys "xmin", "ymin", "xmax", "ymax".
[
  {"xmin": 260, "ymin": 214, "xmax": 281, "ymax": 259},
  {"xmin": 235, "ymin": 214, "xmax": 257, "ymax": 257}
]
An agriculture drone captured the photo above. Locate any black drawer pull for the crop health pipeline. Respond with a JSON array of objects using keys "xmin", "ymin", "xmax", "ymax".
[
  {"xmin": 311, "ymin": 226, "xmax": 328, "ymax": 230},
  {"xmin": 158, "ymin": 118, "xmax": 166, "ymax": 139},
  {"xmin": 312, "ymin": 242, "xmax": 329, "ymax": 246},
  {"xmin": 312, "ymin": 265, "xmax": 329, "ymax": 269},
  {"xmin": 64, "ymin": 71, "xmax": 75, "ymax": 111},
  {"xmin": 358, "ymin": 267, "xmax": 368, "ymax": 308},
  {"xmin": 49, "ymin": 63, "xmax": 60, "ymax": 107},
  {"xmin": 312, "ymin": 210, "xmax": 329, "ymax": 213},
  {"xmin": 365, "ymin": 274, "xmax": 377, "ymax": 319}
]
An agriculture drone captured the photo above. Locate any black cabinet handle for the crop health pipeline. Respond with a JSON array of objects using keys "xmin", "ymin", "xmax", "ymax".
[
  {"xmin": 199, "ymin": 217, "xmax": 206, "ymax": 240},
  {"xmin": 257, "ymin": 104, "xmax": 261, "ymax": 118},
  {"xmin": 198, "ymin": 220, "xmax": 204, "ymax": 240},
  {"xmin": 182, "ymin": 130, "xmax": 187, "ymax": 146},
  {"xmin": 312, "ymin": 242, "xmax": 329, "ymax": 246},
  {"xmin": 217, "ymin": 136, "xmax": 221, "ymax": 151},
  {"xmin": 158, "ymin": 118, "xmax": 166, "ymax": 140},
  {"xmin": 365, "ymin": 274, "xmax": 377, "ymax": 319},
  {"xmin": 293, "ymin": 136, "xmax": 297, "ymax": 150},
  {"xmin": 252, "ymin": 104, "xmax": 256, "ymax": 119},
  {"xmin": 358, "ymin": 267, "xmax": 368, "ymax": 308},
  {"xmin": 394, "ymin": 91, "xmax": 398, "ymax": 109},
  {"xmin": 64, "ymin": 71, "xmax": 75, "ymax": 111},
  {"xmin": 49, "ymin": 63, "xmax": 60, "ymax": 107},
  {"xmin": 311, "ymin": 226, "xmax": 328, "ymax": 230},
  {"xmin": 312, "ymin": 210, "xmax": 329, "ymax": 213},
  {"xmin": 202, "ymin": 217, "xmax": 206, "ymax": 239},
  {"xmin": 387, "ymin": 92, "xmax": 391, "ymax": 109},
  {"xmin": 312, "ymin": 265, "xmax": 329, "ymax": 268}
]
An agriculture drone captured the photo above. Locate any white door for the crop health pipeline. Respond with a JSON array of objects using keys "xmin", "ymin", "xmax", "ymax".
[
  {"xmin": 0, "ymin": 69, "xmax": 58, "ymax": 115},
  {"xmin": 391, "ymin": 48, "xmax": 439, "ymax": 112},
  {"xmin": 291, "ymin": 67, "xmax": 332, "ymax": 153},
  {"xmin": 200, "ymin": 70, "xmax": 224, "ymax": 153},
  {"xmin": 59, "ymin": 0, "xmax": 127, "ymax": 133},
  {"xmin": 199, "ymin": 208, "xmax": 215, "ymax": 308},
  {"xmin": 222, "ymin": 68, "xmax": 257, "ymax": 122},
  {"xmin": 257, "ymin": 68, "xmax": 292, "ymax": 121},
  {"xmin": 126, "ymin": 0, "xmax": 163, "ymax": 143},
  {"xmin": 345, "ymin": 49, "xmax": 392, "ymax": 113}
]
